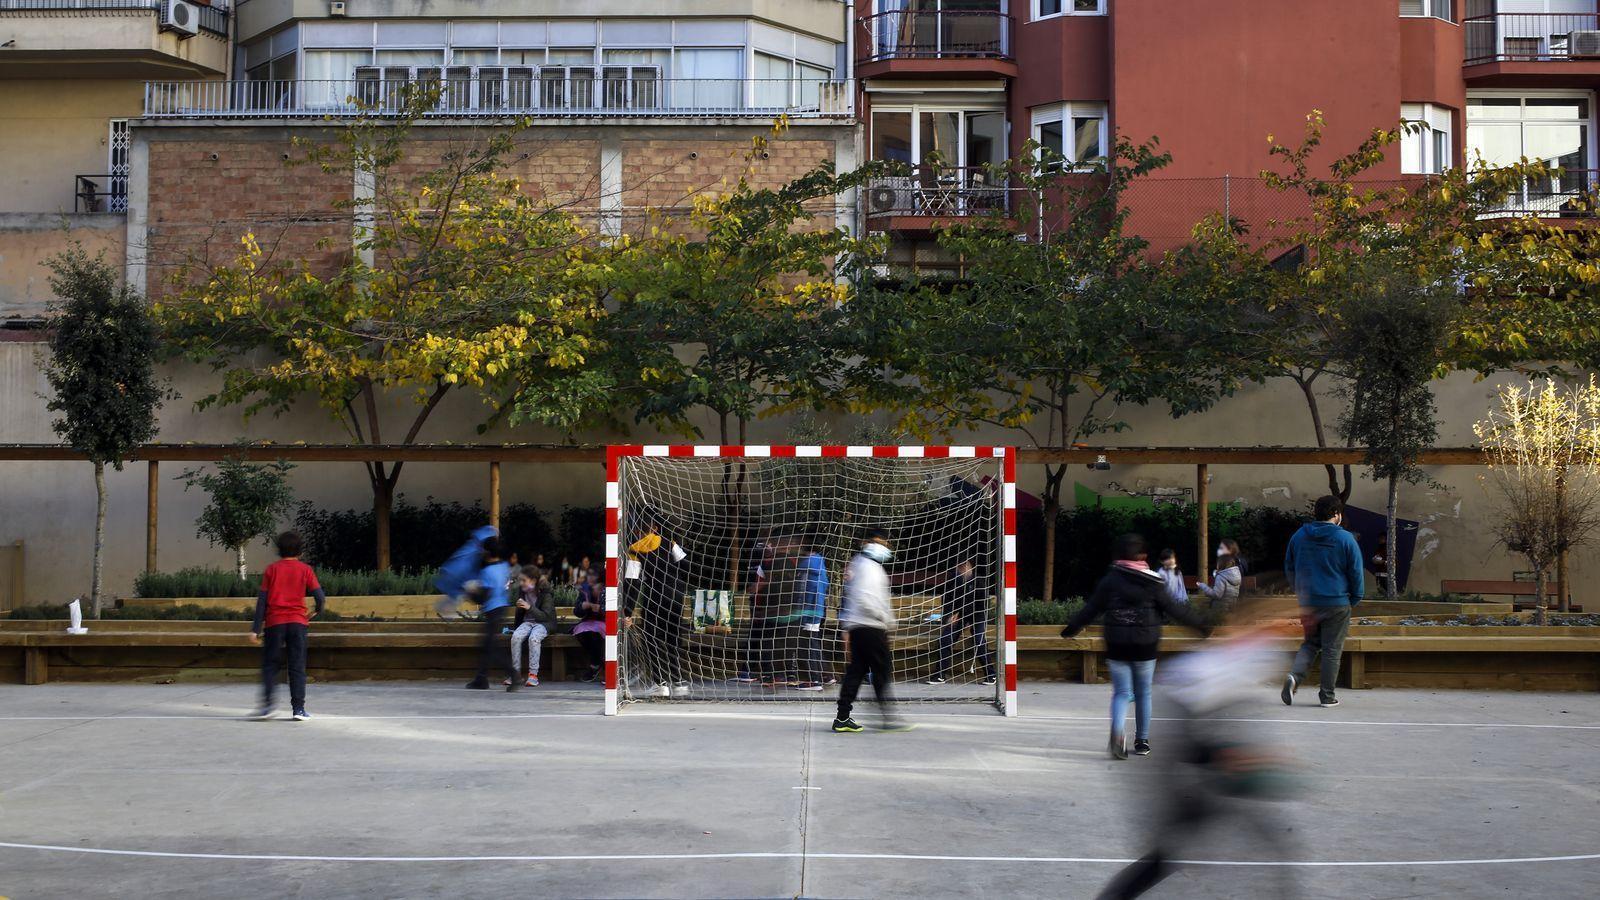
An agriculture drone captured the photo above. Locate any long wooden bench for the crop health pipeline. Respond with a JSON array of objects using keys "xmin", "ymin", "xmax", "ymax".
[{"xmin": 1439, "ymin": 579, "xmax": 1580, "ymax": 612}]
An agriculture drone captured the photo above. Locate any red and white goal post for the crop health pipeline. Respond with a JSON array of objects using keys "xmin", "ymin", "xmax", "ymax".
[{"xmin": 604, "ymin": 445, "xmax": 1018, "ymax": 716}]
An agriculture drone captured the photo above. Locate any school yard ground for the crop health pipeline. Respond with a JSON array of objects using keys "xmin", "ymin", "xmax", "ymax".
[{"xmin": 1, "ymin": 682, "xmax": 1596, "ymax": 899}]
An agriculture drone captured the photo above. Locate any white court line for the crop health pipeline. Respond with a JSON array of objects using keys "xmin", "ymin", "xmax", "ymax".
[
  {"xmin": 1, "ymin": 710, "xmax": 1598, "ymax": 730},
  {"xmin": 1, "ymin": 841, "xmax": 1598, "ymax": 868}
]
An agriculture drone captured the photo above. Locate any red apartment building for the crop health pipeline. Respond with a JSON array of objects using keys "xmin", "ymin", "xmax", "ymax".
[{"xmin": 855, "ymin": 0, "xmax": 1600, "ymax": 264}]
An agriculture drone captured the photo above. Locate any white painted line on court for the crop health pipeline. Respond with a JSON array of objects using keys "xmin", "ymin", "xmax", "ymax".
[
  {"xmin": 792, "ymin": 786, "xmax": 822, "ymax": 791},
  {"xmin": 1, "ymin": 841, "xmax": 1598, "ymax": 868},
  {"xmin": 1, "ymin": 710, "xmax": 1598, "ymax": 731}
]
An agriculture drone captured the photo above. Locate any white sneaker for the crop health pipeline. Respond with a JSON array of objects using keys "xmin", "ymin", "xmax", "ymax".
[
  {"xmin": 670, "ymin": 684, "xmax": 691, "ymax": 697},
  {"xmin": 650, "ymin": 683, "xmax": 672, "ymax": 698}
]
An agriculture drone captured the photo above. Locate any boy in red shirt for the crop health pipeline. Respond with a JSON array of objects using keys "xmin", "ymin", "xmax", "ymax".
[{"xmin": 251, "ymin": 531, "xmax": 327, "ymax": 721}]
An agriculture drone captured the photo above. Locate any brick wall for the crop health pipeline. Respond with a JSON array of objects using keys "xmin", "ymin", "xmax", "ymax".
[
  {"xmin": 620, "ymin": 137, "xmax": 836, "ymax": 232},
  {"xmin": 144, "ymin": 140, "xmax": 349, "ymax": 298}
]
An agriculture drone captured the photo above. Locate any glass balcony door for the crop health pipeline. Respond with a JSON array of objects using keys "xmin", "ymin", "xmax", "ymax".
[
  {"xmin": 870, "ymin": 106, "xmax": 1007, "ymax": 214},
  {"xmin": 1467, "ymin": 92, "xmax": 1596, "ymax": 213}
]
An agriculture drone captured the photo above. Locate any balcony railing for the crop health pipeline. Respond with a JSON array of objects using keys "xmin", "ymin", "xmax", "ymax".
[
  {"xmin": 1464, "ymin": 13, "xmax": 1600, "ymax": 65},
  {"xmin": 1481, "ymin": 169, "xmax": 1599, "ymax": 218},
  {"xmin": 862, "ymin": 9, "xmax": 1013, "ymax": 62},
  {"xmin": 74, "ymin": 174, "xmax": 127, "ymax": 213},
  {"xmin": 0, "ymin": 0, "xmax": 229, "ymax": 38},
  {"xmin": 864, "ymin": 168, "xmax": 1016, "ymax": 218},
  {"xmin": 141, "ymin": 77, "xmax": 855, "ymax": 119}
]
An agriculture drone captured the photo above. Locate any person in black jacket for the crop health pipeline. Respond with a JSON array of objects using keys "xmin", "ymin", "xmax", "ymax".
[{"xmin": 1062, "ymin": 533, "xmax": 1210, "ymax": 759}]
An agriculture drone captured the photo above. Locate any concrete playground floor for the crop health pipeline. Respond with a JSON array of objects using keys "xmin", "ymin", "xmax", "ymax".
[{"xmin": 1, "ymin": 681, "xmax": 1598, "ymax": 900}]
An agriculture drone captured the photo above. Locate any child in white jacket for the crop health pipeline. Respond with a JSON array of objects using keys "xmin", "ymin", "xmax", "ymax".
[{"xmin": 833, "ymin": 527, "xmax": 912, "ymax": 733}]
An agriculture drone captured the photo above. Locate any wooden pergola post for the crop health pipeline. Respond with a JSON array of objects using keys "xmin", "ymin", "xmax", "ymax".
[
  {"xmin": 489, "ymin": 461, "xmax": 501, "ymax": 529},
  {"xmin": 146, "ymin": 460, "xmax": 159, "ymax": 574},
  {"xmin": 1196, "ymin": 463, "xmax": 1209, "ymax": 578}
]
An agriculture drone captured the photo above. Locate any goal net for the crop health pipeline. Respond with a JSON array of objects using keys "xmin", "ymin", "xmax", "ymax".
[{"xmin": 604, "ymin": 446, "xmax": 1017, "ymax": 716}]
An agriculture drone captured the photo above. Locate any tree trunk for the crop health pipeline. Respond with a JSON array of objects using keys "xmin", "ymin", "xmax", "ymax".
[
  {"xmin": 1296, "ymin": 375, "xmax": 1352, "ymax": 501},
  {"xmin": 91, "ymin": 460, "xmax": 106, "ymax": 619},
  {"xmin": 236, "ymin": 545, "xmax": 248, "ymax": 582},
  {"xmin": 373, "ymin": 475, "xmax": 394, "ymax": 572},
  {"xmin": 1555, "ymin": 469, "xmax": 1570, "ymax": 613},
  {"xmin": 1384, "ymin": 474, "xmax": 1399, "ymax": 599},
  {"xmin": 1532, "ymin": 564, "xmax": 1548, "ymax": 626},
  {"xmin": 1040, "ymin": 464, "xmax": 1065, "ymax": 603}
]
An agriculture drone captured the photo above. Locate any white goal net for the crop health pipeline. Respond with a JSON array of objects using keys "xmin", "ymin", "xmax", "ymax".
[{"xmin": 604, "ymin": 446, "xmax": 1016, "ymax": 715}]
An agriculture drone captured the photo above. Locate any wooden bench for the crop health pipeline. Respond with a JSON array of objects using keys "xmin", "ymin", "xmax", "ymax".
[
  {"xmin": 0, "ymin": 629, "xmax": 587, "ymax": 685},
  {"xmin": 1439, "ymin": 580, "xmax": 1579, "ymax": 612}
]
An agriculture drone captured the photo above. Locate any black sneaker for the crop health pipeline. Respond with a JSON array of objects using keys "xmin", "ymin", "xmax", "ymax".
[
  {"xmin": 832, "ymin": 717, "xmax": 864, "ymax": 733},
  {"xmin": 506, "ymin": 680, "xmax": 520, "ymax": 692},
  {"xmin": 925, "ymin": 675, "xmax": 948, "ymax": 685},
  {"xmin": 250, "ymin": 705, "xmax": 274, "ymax": 720},
  {"xmin": 291, "ymin": 709, "xmax": 310, "ymax": 722},
  {"xmin": 981, "ymin": 674, "xmax": 998, "ymax": 686},
  {"xmin": 579, "ymin": 668, "xmax": 599, "ymax": 683},
  {"xmin": 1320, "ymin": 697, "xmax": 1340, "ymax": 708},
  {"xmin": 1281, "ymin": 674, "xmax": 1298, "ymax": 706},
  {"xmin": 880, "ymin": 719, "xmax": 917, "ymax": 733},
  {"xmin": 465, "ymin": 678, "xmax": 490, "ymax": 690},
  {"xmin": 1108, "ymin": 731, "xmax": 1129, "ymax": 760},
  {"xmin": 1133, "ymin": 739, "xmax": 1151, "ymax": 756}
]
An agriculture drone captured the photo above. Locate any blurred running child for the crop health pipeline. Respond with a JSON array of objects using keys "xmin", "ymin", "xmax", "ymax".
[
  {"xmin": 435, "ymin": 525, "xmax": 499, "ymax": 619},
  {"xmin": 833, "ymin": 527, "xmax": 911, "ymax": 733},
  {"xmin": 465, "ymin": 535, "xmax": 514, "ymax": 690},
  {"xmin": 508, "ymin": 567, "xmax": 555, "ymax": 690},
  {"xmin": 250, "ymin": 531, "xmax": 327, "ymax": 721},
  {"xmin": 1156, "ymin": 549, "xmax": 1189, "ymax": 605}
]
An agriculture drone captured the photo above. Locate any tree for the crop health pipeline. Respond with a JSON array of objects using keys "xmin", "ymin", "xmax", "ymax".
[
  {"xmin": 1335, "ymin": 262, "xmax": 1453, "ymax": 598},
  {"xmin": 847, "ymin": 142, "xmax": 1275, "ymax": 600},
  {"xmin": 157, "ymin": 88, "xmax": 613, "ymax": 570},
  {"xmin": 179, "ymin": 456, "xmax": 296, "ymax": 579},
  {"xmin": 43, "ymin": 246, "xmax": 164, "ymax": 617},
  {"xmin": 1474, "ymin": 379, "xmax": 1600, "ymax": 621},
  {"xmin": 606, "ymin": 143, "xmax": 884, "ymax": 444},
  {"xmin": 1257, "ymin": 112, "xmax": 1558, "ymax": 501}
]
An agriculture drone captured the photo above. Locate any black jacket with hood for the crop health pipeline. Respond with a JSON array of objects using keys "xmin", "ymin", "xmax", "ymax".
[{"xmin": 1062, "ymin": 564, "xmax": 1210, "ymax": 661}]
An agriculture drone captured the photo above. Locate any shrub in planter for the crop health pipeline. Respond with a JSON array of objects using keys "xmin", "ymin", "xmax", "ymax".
[
  {"xmin": 1017, "ymin": 598, "xmax": 1086, "ymax": 626},
  {"xmin": 135, "ymin": 567, "xmax": 259, "ymax": 599}
]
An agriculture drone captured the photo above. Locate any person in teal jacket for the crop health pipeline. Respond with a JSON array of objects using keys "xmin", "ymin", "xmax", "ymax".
[{"xmin": 1281, "ymin": 495, "xmax": 1364, "ymax": 709}]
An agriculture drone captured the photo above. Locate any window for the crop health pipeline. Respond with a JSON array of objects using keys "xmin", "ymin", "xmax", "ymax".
[
  {"xmin": 1031, "ymin": 102, "xmax": 1106, "ymax": 169},
  {"xmin": 672, "ymin": 48, "xmax": 742, "ymax": 109},
  {"xmin": 869, "ymin": 105, "xmax": 1010, "ymax": 215},
  {"xmin": 1399, "ymin": 0, "xmax": 1452, "ymax": 22},
  {"xmin": 1033, "ymin": 0, "xmax": 1103, "ymax": 19},
  {"xmin": 1401, "ymin": 103, "xmax": 1453, "ymax": 174},
  {"xmin": 1467, "ymin": 92, "xmax": 1595, "ymax": 211}
]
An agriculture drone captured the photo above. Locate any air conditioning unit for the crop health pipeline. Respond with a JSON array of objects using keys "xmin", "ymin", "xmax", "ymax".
[
  {"xmin": 162, "ymin": 0, "xmax": 199, "ymax": 37},
  {"xmin": 1571, "ymin": 31, "xmax": 1600, "ymax": 57},
  {"xmin": 868, "ymin": 177, "xmax": 915, "ymax": 215}
]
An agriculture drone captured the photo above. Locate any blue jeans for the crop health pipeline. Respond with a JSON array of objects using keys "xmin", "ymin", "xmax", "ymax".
[{"xmin": 1108, "ymin": 658, "xmax": 1156, "ymax": 741}]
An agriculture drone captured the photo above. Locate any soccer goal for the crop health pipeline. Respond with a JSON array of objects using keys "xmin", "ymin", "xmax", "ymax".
[{"xmin": 604, "ymin": 445, "xmax": 1017, "ymax": 716}]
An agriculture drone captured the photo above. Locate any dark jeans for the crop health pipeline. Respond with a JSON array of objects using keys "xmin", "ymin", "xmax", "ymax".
[
  {"xmin": 260, "ymin": 622, "xmax": 308, "ymax": 710},
  {"xmin": 476, "ymin": 607, "xmax": 511, "ymax": 682},
  {"xmin": 789, "ymin": 623, "xmax": 824, "ymax": 684},
  {"xmin": 642, "ymin": 608, "xmax": 687, "ymax": 685},
  {"xmin": 937, "ymin": 616, "xmax": 996, "ymax": 678},
  {"xmin": 574, "ymin": 630, "xmax": 604, "ymax": 670},
  {"xmin": 1290, "ymin": 605, "xmax": 1352, "ymax": 702},
  {"xmin": 742, "ymin": 619, "xmax": 779, "ymax": 680},
  {"xmin": 837, "ymin": 627, "xmax": 894, "ymax": 721}
]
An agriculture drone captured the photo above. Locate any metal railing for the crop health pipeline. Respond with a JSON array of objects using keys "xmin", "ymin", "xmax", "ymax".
[
  {"xmin": 1480, "ymin": 169, "xmax": 1599, "ymax": 218},
  {"xmin": 0, "ymin": 0, "xmax": 229, "ymax": 38},
  {"xmin": 141, "ymin": 77, "xmax": 855, "ymax": 119},
  {"xmin": 74, "ymin": 174, "xmax": 127, "ymax": 213},
  {"xmin": 1464, "ymin": 13, "xmax": 1600, "ymax": 65},
  {"xmin": 863, "ymin": 168, "xmax": 1016, "ymax": 218},
  {"xmin": 862, "ymin": 9, "xmax": 1013, "ymax": 62}
]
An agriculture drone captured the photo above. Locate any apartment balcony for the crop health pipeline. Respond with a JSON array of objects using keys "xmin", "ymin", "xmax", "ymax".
[
  {"xmin": 140, "ymin": 76, "xmax": 856, "ymax": 121},
  {"xmin": 863, "ymin": 167, "xmax": 1020, "ymax": 232},
  {"xmin": 1479, "ymin": 169, "xmax": 1599, "ymax": 221},
  {"xmin": 1463, "ymin": 12, "xmax": 1600, "ymax": 88},
  {"xmin": 0, "ymin": 0, "xmax": 230, "ymax": 78},
  {"xmin": 857, "ymin": 10, "xmax": 1017, "ymax": 79}
]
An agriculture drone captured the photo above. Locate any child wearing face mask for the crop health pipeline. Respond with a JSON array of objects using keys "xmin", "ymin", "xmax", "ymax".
[
  {"xmin": 1156, "ymin": 549, "xmax": 1189, "ymax": 605},
  {"xmin": 832, "ymin": 527, "xmax": 912, "ymax": 734}
]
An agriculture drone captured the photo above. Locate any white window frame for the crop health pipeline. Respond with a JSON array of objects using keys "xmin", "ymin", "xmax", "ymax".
[
  {"xmin": 1399, "ymin": 0, "xmax": 1454, "ymax": 24},
  {"xmin": 1401, "ymin": 102, "xmax": 1454, "ymax": 174},
  {"xmin": 870, "ymin": 102, "xmax": 1009, "ymax": 168},
  {"xmin": 1465, "ymin": 89, "xmax": 1599, "ymax": 172},
  {"xmin": 1033, "ymin": 0, "xmax": 1105, "ymax": 21},
  {"xmin": 1030, "ymin": 101, "xmax": 1107, "ymax": 170}
]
